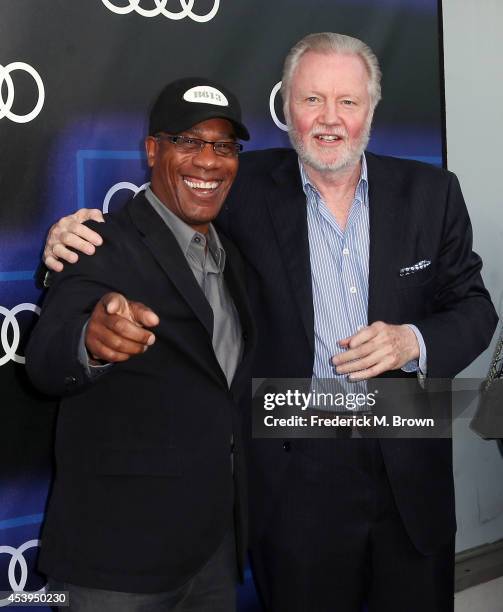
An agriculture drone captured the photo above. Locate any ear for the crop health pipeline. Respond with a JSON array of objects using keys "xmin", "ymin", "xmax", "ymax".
[{"xmin": 145, "ymin": 137, "xmax": 158, "ymax": 168}]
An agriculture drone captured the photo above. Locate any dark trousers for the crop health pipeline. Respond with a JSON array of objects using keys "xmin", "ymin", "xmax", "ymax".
[
  {"xmin": 48, "ymin": 529, "xmax": 238, "ymax": 612},
  {"xmin": 249, "ymin": 439, "xmax": 454, "ymax": 612}
]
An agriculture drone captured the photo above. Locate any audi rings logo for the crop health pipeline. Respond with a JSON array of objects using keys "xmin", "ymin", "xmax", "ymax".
[
  {"xmin": 101, "ymin": 0, "xmax": 220, "ymax": 22},
  {"xmin": 103, "ymin": 181, "xmax": 149, "ymax": 213},
  {"xmin": 0, "ymin": 303, "xmax": 41, "ymax": 367},
  {"xmin": 0, "ymin": 63, "xmax": 45, "ymax": 124},
  {"xmin": 0, "ymin": 540, "xmax": 44, "ymax": 607},
  {"xmin": 269, "ymin": 81, "xmax": 287, "ymax": 132}
]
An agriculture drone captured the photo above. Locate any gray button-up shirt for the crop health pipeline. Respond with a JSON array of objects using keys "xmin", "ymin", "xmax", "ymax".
[{"xmin": 145, "ymin": 187, "xmax": 243, "ymax": 386}]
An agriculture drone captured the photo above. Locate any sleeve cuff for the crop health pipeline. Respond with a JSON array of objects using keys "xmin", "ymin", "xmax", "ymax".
[
  {"xmin": 401, "ymin": 324, "xmax": 427, "ymax": 375},
  {"xmin": 78, "ymin": 321, "xmax": 112, "ymax": 378}
]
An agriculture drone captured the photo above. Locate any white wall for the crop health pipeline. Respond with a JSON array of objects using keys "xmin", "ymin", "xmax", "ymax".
[{"xmin": 442, "ymin": 0, "xmax": 503, "ymax": 552}]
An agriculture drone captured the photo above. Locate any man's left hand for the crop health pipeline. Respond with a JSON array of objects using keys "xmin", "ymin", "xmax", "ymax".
[{"xmin": 332, "ymin": 322, "xmax": 420, "ymax": 381}]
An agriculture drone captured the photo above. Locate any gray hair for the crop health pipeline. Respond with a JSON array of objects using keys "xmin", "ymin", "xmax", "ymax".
[{"xmin": 281, "ymin": 32, "xmax": 382, "ymax": 118}]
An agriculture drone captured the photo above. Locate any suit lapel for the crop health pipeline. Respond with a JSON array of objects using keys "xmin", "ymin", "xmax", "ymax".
[
  {"xmin": 127, "ymin": 193, "xmax": 214, "ymax": 338},
  {"xmin": 220, "ymin": 235, "xmax": 256, "ymax": 391},
  {"xmin": 366, "ymin": 153, "xmax": 407, "ymax": 324},
  {"xmin": 267, "ymin": 153, "xmax": 315, "ymax": 353}
]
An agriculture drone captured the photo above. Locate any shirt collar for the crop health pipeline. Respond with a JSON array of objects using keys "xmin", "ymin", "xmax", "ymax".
[
  {"xmin": 144, "ymin": 186, "xmax": 226, "ymax": 272},
  {"xmin": 298, "ymin": 153, "xmax": 369, "ymax": 207}
]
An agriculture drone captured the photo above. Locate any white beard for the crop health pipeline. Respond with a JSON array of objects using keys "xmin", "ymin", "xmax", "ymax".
[{"xmin": 288, "ymin": 114, "xmax": 372, "ymax": 175}]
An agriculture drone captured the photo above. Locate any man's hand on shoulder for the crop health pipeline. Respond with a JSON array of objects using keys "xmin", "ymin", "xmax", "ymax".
[
  {"xmin": 44, "ymin": 208, "xmax": 104, "ymax": 272},
  {"xmin": 86, "ymin": 292, "xmax": 160, "ymax": 364},
  {"xmin": 332, "ymin": 321, "xmax": 420, "ymax": 381}
]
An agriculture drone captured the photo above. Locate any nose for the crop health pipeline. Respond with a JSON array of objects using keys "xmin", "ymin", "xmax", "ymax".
[
  {"xmin": 192, "ymin": 142, "xmax": 222, "ymax": 169},
  {"xmin": 320, "ymin": 100, "xmax": 340, "ymax": 125}
]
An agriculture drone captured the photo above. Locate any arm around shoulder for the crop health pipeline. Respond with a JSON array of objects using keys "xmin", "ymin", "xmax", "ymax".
[{"xmin": 26, "ymin": 220, "xmax": 121, "ymax": 396}]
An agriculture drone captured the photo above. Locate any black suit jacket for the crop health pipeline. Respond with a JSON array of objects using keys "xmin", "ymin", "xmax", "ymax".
[
  {"xmin": 218, "ymin": 148, "xmax": 497, "ymax": 556},
  {"xmin": 26, "ymin": 193, "xmax": 255, "ymax": 593}
]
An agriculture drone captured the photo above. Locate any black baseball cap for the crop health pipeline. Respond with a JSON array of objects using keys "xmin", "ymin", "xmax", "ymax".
[{"xmin": 149, "ymin": 77, "xmax": 250, "ymax": 141}]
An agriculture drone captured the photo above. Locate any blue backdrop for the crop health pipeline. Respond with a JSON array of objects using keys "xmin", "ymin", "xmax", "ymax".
[{"xmin": 0, "ymin": 1, "xmax": 444, "ymax": 608}]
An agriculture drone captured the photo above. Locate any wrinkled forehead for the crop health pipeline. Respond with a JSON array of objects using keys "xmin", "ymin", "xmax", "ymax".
[{"xmin": 291, "ymin": 51, "xmax": 371, "ymax": 94}]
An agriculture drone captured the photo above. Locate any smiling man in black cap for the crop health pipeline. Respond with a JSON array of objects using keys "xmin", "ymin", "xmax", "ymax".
[{"xmin": 26, "ymin": 78, "xmax": 255, "ymax": 612}]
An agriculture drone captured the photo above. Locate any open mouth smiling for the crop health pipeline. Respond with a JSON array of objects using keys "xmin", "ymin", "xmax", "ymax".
[
  {"xmin": 183, "ymin": 176, "xmax": 222, "ymax": 193},
  {"xmin": 314, "ymin": 134, "xmax": 344, "ymax": 142}
]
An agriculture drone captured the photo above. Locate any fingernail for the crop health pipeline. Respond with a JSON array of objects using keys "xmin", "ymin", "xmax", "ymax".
[{"xmin": 147, "ymin": 335, "xmax": 155, "ymax": 346}]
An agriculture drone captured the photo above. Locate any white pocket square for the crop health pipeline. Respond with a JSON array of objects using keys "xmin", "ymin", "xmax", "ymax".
[{"xmin": 399, "ymin": 260, "xmax": 431, "ymax": 277}]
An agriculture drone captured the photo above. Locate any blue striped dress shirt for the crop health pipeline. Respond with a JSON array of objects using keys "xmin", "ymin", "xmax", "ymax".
[{"xmin": 301, "ymin": 155, "xmax": 425, "ymax": 399}]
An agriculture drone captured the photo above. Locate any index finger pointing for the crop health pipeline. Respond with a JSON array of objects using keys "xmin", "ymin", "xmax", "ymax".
[
  {"xmin": 130, "ymin": 302, "xmax": 160, "ymax": 328},
  {"xmin": 106, "ymin": 314, "xmax": 156, "ymax": 345}
]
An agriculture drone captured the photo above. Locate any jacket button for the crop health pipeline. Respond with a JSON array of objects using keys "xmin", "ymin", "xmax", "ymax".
[
  {"xmin": 64, "ymin": 376, "xmax": 77, "ymax": 386},
  {"xmin": 283, "ymin": 441, "xmax": 291, "ymax": 452}
]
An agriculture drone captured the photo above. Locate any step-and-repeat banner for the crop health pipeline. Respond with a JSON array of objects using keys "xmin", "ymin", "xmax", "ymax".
[{"xmin": 0, "ymin": 1, "xmax": 443, "ymax": 608}]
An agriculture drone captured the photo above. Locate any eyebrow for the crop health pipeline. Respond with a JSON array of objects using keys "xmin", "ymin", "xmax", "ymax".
[{"xmin": 296, "ymin": 90, "xmax": 362, "ymax": 100}]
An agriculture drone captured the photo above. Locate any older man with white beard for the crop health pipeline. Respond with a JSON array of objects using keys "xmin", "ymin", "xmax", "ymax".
[{"xmin": 40, "ymin": 33, "xmax": 496, "ymax": 612}]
